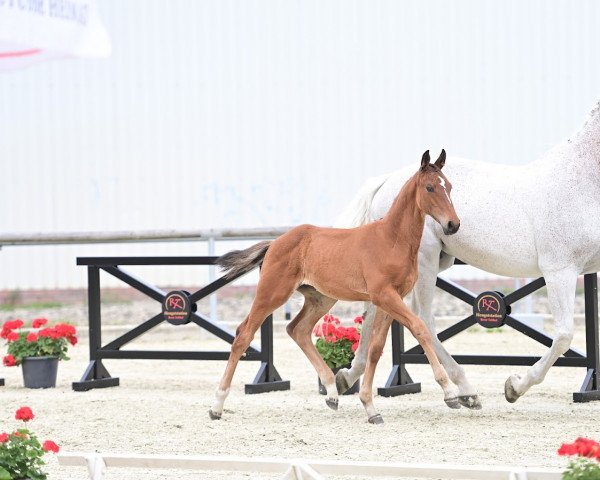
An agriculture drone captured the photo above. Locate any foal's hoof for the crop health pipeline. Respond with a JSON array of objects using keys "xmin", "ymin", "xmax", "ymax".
[
  {"xmin": 458, "ymin": 395, "xmax": 482, "ymax": 410},
  {"xmin": 335, "ymin": 369, "xmax": 351, "ymax": 395},
  {"xmin": 368, "ymin": 414, "xmax": 384, "ymax": 425},
  {"xmin": 444, "ymin": 397, "xmax": 461, "ymax": 409},
  {"xmin": 504, "ymin": 375, "xmax": 522, "ymax": 403},
  {"xmin": 325, "ymin": 398, "xmax": 339, "ymax": 411},
  {"xmin": 208, "ymin": 409, "xmax": 222, "ymax": 420}
]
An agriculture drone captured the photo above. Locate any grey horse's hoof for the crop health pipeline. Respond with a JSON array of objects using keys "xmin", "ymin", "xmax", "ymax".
[
  {"xmin": 458, "ymin": 395, "xmax": 482, "ymax": 410},
  {"xmin": 325, "ymin": 398, "xmax": 339, "ymax": 410},
  {"xmin": 335, "ymin": 369, "xmax": 351, "ymax": 395},
  {"xmin": 504, "ymin": 375, "xmax": 521, "ymax": 403},
  {"xmin": 208, "ymin": 409, "xmax": 222, "ymax": 420},
  {"xmin": 444, "ymin": 397, "xmax": 461, "ymax": 409},
  {"xmin": 368, "ymin": 414, "xmax": 384, "ymax": 424}
]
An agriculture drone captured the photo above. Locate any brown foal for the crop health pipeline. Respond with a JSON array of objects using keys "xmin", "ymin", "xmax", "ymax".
[{"xmin": 209, "ymin": 150, "xmax": 461, "ymax": 423}]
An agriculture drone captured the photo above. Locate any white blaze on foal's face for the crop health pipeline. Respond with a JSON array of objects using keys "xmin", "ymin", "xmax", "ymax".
[{"xmin": 438, "ymin": 175, "xmax": 452, "ymax": 204}]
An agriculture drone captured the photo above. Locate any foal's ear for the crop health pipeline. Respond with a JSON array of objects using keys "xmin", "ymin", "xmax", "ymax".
[
  {"xmin": 420, "ymin": 150, "xmax": 431, "ymax": 170},
  {"xmin": 434, "ymin": 149, "xmax": 446, "ymax": 169}
]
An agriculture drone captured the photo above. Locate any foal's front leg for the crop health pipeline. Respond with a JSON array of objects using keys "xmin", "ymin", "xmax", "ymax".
[
  {"xmin": 411, "ymin": 251, "xmax": 481, "ymax": 409},
  {"xmin": 372, "ymin": 288, "xmax": 459, "ymax": 408}
]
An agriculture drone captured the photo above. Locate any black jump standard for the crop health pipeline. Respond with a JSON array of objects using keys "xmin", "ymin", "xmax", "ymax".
[{"xmin": 73, "ymin": 256, "xmax": 289, "ymax": 394}]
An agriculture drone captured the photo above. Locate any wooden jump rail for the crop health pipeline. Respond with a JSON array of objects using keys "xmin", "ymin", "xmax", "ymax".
[{"xmin": 57, "ymin": 452, "xmax": 563, "ymax": 480}]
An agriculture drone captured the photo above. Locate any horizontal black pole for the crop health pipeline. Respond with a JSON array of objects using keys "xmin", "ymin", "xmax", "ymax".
[
  {"xmin": 78, "ymin": 256, "xmax": 219, "ymax": 266},
  {"xmin": 97, "ymin": 350, "xmax": 263, "ymax": 361},
  {"xmin": 401, "ymin": 354, "xmax": 588, "ymax": 367}
]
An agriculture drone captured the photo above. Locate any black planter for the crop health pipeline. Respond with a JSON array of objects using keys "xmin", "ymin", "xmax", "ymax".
[
  {"xmin": 318, "ymin": 365, "xmax": 360, "ymax": 395},
  {"xmin": 21, "ymin": 356, "xmax": 59, "ymax": 389}
]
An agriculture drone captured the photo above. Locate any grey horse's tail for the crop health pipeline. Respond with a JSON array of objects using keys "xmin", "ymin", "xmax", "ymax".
[{"xmin": 216, "ymin": 240, "xmax": 272, "ymax": 280}]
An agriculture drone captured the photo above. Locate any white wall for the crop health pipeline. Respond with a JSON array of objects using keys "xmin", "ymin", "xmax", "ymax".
[{"xmin": 1, "ymin": 0, "xmax": 600, "ymax": 289}]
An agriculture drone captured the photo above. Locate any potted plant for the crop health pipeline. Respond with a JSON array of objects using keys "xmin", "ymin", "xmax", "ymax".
[
  {"xmin": 313, "ymin": 313, "xmax": 362, "ymax": 395},
  {"xmin": 1, "ymin": 318, "xmax": 77, "ymax": 389},
  {"xmin": 0, "ymin": 406, "xmax": 60, "ymax": 480},
  {"xmin": 558, "ymin": 437, "xmax": 600, "ymax": 479}
]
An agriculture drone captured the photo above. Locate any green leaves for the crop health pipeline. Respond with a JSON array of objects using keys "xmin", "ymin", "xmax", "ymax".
[
  {"xmin": 5, "ymin": 328, "xmax": 72, "ymax": 365},
  {"xmin": 563, "ymin": 457, "xmax": 600, "ymax": 479},
  {"xmin": 315, "ymin": 337, "xmax": 354, "ymax": 369},
  {"xmin": 0, "ymin": 428, "xmax": 49, "ymax": 480}
]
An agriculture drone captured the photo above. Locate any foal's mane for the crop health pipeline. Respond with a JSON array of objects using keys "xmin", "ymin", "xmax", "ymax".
[{"xmin": 420, "ymin": 164, "xmax": 442, "ymax": 174}]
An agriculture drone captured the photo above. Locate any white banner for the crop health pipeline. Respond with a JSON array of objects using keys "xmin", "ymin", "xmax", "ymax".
[{"xmin": 0, "ymin": 0, "xmax": 110, "ymax": 70}]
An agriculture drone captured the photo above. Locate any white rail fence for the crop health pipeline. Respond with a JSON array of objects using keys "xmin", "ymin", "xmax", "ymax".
[
  {"xmin": 57, "ymin": 452, "xmax": 563, "ymax": 480},
  {"xmin": 0, "ymin": 227, "xmax": 292, "ymax": 321}
]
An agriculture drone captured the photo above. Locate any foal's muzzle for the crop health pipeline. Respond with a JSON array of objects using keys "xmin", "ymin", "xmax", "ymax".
[{"xmin": 443, "ymin": 220, "xmax": 460, "ymax": 235}]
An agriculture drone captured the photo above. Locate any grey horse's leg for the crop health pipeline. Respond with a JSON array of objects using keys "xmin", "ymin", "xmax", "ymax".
[
  {"xmin": 336, "ymin": 302, "xmax": 375, "ymax": 394},
  {"xmin": 504, "ymin": 268, "xmax": 577, "ymax": 402}
]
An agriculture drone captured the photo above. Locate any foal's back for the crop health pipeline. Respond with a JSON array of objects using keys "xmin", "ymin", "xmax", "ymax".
[{"xmin": 260, "ymin": 221, "xmax": 409, "ymax": 303}]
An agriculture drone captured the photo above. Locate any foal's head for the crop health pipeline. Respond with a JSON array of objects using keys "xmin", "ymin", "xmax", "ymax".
[{"xmin": 415, "ymin": 150, "xmax": 460, "ymax": 235}]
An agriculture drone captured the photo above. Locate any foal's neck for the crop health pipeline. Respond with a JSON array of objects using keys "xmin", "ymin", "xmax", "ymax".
[{"xmin": 380, "ymin": 174, "xmax": 425, "ymax": 252}]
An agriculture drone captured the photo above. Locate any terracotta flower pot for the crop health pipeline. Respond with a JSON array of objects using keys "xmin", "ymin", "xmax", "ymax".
[
  {"xmin": 318, "ymin": 365, "xmax": 360, "ymax": 395},
  {"xmin": 21, "ymin": 356, "xmax": 59, "ymax": 389}
]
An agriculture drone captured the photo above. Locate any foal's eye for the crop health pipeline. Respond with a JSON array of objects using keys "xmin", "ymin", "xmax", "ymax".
[{"xmin": 426, "ymin": 184, "xmax": 434, "ymax": 192}]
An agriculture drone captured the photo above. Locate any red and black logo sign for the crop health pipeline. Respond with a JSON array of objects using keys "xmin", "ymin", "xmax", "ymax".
[
  {"xmin": 162, "ymin": 290, "xmax": 194, "ymax": 325},
  {"xmin": 473, "ymin": 291, "xmax": 509, "ymax": 328}
]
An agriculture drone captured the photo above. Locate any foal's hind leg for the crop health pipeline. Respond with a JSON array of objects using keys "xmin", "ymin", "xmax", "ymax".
[
  {"xmin": 209, "ymin": 275, "xmax": 298, "ymax": 420},
  {"xmin": 372, "ymin": 287, "xmax": 459, "ymax": 408},
  {"xmin": 286, "ymin": 286, "xmax": 339, "ymax": 409},
  {"xmin": 358, "ymin": 308, "xmax": 393, "ymax": 424}
]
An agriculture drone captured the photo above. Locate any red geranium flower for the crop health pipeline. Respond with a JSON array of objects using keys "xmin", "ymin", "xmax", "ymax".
[
  {"xmin": 3, "ymin": 354, "xmax": 16, "ymax": 367},
  {"xmin": 42, "ymin": 440, "xmax": 60, "ymax": 453},
  {"xmin": 335, "ymin": 326, "xmax": 347, "ymax": 339},
  {"xmin": 558, "ymin": 438, "xmax": 600, "ymax": 460},
  {"xmin": 26, "ymin": 332, "xmax": 38, "ymax": 343},
  {"xmin": 55, "ymin": 324, "xmax": 76, "ymax": 337},
  {"xmin": 313, "ymin": 323, "xmax": 324, "ymax": 337},
  {"xmin": 69, "ymin": 336, "xmax": 78, "ymax": 346},
  {"xmin": 354, "ymin": 315, "xmax": 364, "ymax": 324},
  {"xmin": 5, "ymin": 319, "xmax": 24, "ymax": 330},
  {"xmin": 15, "ymin": 406, "xmax": 34, "ymax": 422},
  {"xmin": 38, "ymin": 327, "xmax": 60, "ymax": 339},
  {"xmin": 6, "ymin": 331, "xmax": 19, "ymax": 342},
  {"xmin": 344, "ymin": 326, "xmax": 360, "ymax": 342},
  {"xmin": 1, "ymin": 319, "xmax": 24, "ymax": 339},
  {"xmin": 32, "ymin": 318, "xmax": 48, "ymax": 328},
  {"xmin": 0, "ymin": 432, "xmax": 8, "ymax": 443},
  {"xmin": 351, "ymin": 342, "xmax": 359, "ymax": 352}
]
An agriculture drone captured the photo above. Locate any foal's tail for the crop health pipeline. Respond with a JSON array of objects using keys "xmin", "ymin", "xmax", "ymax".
[
  {"xmin": 333, "ymin": 173, "xmax": 391, "ymax": 227},
  {"xmin": 216, "ymin": 240, "xmax": 272, "ymax": 280}
]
